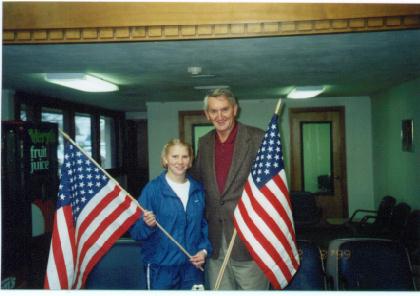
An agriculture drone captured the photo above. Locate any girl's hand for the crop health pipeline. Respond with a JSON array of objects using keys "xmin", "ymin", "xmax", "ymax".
[
  {"xmin": 143, "ymin": 210, "xmax": 157, "ymax": 227},
  {"xmin": 190, "ymin": 250, "xmax": 207, "ymax": 269}
]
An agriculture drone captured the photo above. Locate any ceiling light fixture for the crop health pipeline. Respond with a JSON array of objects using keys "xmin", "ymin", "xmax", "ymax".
[
  {"xmin": 187, "ymin": 66, "xmax": 202, "ymax": 75},
  {"xmin": 44, "ymin": 73, "xmax": 119, "ymax": 92},
  {"xmin": 194, "ymin": 85, "xmax": 230, "ymax": 90},
  {"xmin": 191, "ymin": 74, "xmax": 217, "ymax": 78},
  {"xmin": 287, "ymin": 86, "xmax": 325, "ymax": 99}
]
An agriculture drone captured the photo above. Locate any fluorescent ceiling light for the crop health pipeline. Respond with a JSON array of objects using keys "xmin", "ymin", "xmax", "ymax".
[
  {"xmin": 44, "ymin": 73, "xmax": 118, "ymax": 92},
  {"xmin": 194, "ymin": 85, "xmax": 230, "ymax": 90},
  {"xmin": 287, "ymin": 86, "xmax": 325, "ymax": 99},
  {"xmin": 191, "ymin": 74, "xmax": 216, "ymax": 78}
]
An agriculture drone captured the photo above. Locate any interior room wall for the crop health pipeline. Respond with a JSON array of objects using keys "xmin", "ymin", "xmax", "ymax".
[
  {"xmin": 371, "ymin": 77, "xmax": 420, "ymax": 209},
  {"xmin": 147, "ymin": 96, "xmax": 374, "ymax": 216}
]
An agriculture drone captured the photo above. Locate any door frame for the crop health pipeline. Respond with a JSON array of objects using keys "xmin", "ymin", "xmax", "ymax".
[{"xmin": 289, "ymin": 106, "xmax": 348, "ymax": 218}]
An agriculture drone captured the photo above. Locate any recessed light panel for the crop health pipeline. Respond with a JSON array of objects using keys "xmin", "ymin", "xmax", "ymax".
[{"xmin": 45, "ymin": 73, "xmax": 118, "ymax": 92}]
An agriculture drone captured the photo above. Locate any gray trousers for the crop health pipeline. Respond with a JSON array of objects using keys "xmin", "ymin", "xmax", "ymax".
[{"xmin": 206, "ymin": 233, "xmax": 270, "ymax": 290}]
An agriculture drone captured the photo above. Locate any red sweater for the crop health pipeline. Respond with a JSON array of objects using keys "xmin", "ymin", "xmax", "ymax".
[{"xmin": 214, "ymin": 123, "xmax": 238, "ymax": 194}]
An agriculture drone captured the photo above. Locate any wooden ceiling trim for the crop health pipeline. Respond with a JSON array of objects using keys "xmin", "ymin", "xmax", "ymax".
[{"xmin": 4, "ymin": 3, "xmax": 420, "ymax": 44}]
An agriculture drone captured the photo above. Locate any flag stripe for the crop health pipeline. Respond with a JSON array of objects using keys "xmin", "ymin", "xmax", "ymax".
[
  {"xmin": 249, "ymin": 177, "xmax": 295, "ymax": 246},
  {"xmin": 73, "ymin": 190, "xmax": 131, "ymax": 285},
  {"xmin": 44, "ymin": 275, "xmax": 50, "ymax": 289},
  {"xmin": 234, "ymin": 209, "xmax": 288, "ymax": 289},
  {"xmin": 55, "ymin": 206, "xmax": 76, "ymax": 289},
  {"xmin": 75, "ymin": 183, "xmax": 120, "ymax": 242},
  {"xmin": 259, "ymin": 185, "xmax": 297, "ymax": 262},
  {"xmin": 245, "ymin": 181, "xmax": 294, "ymax": 264},
  {"xmin": 266, "ymin": 175, "xmax": 297, "ymax": 246},
  {"xmin": 74, "ymin": 187, "xmax": 125, "ymax": 270},
  {"xmin": 62, "ymin": 205, "xmax": 77, "ymax": 282},
  {"xmin": 273, "ymin": 173, "xmax": 292, "ymax": 214},
  {"xmin": 246, "ymin": 182, "xmax": 299, "ymax": 270},
  {"xmin": 237, "ymin": 193, "xmax": 293, "ymax": 281},
  {"xmin": 73, "ymin": 194, "xmax": 139, "ymax": 288},
  {"xmin": 262, "ymin": 189, "xmax": 298, "ymax": 262},
  {"xmin": 79, "ymin": 201, "xmax": 142, "ymax": 287},
  {"xmin": 49, "ymin": 213, "xmax": 68, "ymax": 289}
]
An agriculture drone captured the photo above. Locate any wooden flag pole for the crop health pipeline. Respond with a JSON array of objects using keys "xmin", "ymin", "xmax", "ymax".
[
  {"xmin": 58, "ymin": 129, "xmax": 203, "ymax": 271},
  {"xmin": 275, "ymin": 98, "xmax": 283, "ymax": 115},
  {"xmin": 214, "ymin": 229, "xmax": 237, "ymax": 289},
  {"xmin": 213, "ymin": 98, "xmax": 284, "ymax": 289}
]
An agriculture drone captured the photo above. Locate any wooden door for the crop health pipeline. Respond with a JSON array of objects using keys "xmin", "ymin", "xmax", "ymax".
[{"xmin": 289, "ymin": 107, "xmax": 348, "ymax": 219}]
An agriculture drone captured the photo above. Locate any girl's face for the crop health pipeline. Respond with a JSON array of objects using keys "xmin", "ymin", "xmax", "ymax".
[{"xmin": 164, "ymin": 144, "xmax": 191, "ymax": 180}]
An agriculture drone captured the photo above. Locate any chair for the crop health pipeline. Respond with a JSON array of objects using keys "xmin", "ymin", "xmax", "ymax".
[
  {"xmin": 346, "ymin": 195, "xmax": 396, "ymax": 236},
  {"xmin": 85, "ymin": 239, "xmax": 146, "ymax": 289},
  {"xmin": 291, "ymin": 191, "xmax": 322, "ymax": 227},
  {"xmin": 402, "ymin": 210, "xmax": 420, "ymax": 288},
  {"xmin": 326, "ymin": 238, "xmax": 416, "ymax": 290},
  {"xmin": 386, "ymin": 202, "xmax": 411, "ymax": 240},
  {"xmin": 402, "ymin": 210, "xmax": 420, "ymax": 257},
  {"xmin": 285, "ymin": 240, "xmax": 328, "ymax": 290}
]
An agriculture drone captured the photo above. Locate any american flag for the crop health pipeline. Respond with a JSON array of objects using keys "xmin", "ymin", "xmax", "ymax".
[
  {"xmin": 233, "ymin": 114, "xmax": 300, "ymax": 289},
  {"xmin": 44, "ymin": 139, "xmax": 142, "ymax": 289}
]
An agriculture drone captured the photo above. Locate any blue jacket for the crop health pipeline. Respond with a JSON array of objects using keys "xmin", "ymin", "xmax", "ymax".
[{"xmin": 130, "ymin": 172, "xmax": 212, "ymax": 266}]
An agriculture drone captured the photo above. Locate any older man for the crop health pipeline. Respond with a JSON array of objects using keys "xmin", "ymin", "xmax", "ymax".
[{"xmin": 191, "ymin": 89, "xmax": 269, "ymax": 290}]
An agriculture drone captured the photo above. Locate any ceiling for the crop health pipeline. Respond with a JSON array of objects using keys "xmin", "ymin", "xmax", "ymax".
[{"xmin": 3, "ymin": 28, "xmax": 420, "ymax": 112}]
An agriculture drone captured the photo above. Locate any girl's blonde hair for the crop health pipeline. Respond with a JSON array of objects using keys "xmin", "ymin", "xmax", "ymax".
[{"xmin": 160, "ymin": 138, "xmax": 194, "ymax": 169}]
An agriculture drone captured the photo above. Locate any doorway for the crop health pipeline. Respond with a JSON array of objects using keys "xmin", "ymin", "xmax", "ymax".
[{"xmin": 289, "ymin": 107, "xmax": 348, "ymax": 219}]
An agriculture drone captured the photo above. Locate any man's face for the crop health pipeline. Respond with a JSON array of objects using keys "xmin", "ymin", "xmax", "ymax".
[{"xmin": 205, "ymin": 95, "xmax": 238, "ymax": 134}]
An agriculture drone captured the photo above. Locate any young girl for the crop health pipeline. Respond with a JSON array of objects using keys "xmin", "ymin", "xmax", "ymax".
[{"xmin": 130, "ymin": 139, "xmax": 212, "ymax": 290}]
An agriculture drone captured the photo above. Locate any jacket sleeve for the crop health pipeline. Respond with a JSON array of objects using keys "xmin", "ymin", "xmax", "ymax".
[
  {"xmin": 129, "ymin": 184, "xmax": 158, "ymax": 241},
  {"xmin": 198, "ymin": 209, "xmax": 213, "ymax": 256}
]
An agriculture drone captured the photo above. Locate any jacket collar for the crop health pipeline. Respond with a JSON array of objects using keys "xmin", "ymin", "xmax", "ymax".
[
  {"xmin": 157, "ymin": 171, "xmax": 201, "ymax": 197},
  {"xmin": 199, "ymin": 122, "xmax": 253, "ymax": 197},
  {"xmin": 221, "ymin": 122, "xmax": 253, "ymax": 196}
]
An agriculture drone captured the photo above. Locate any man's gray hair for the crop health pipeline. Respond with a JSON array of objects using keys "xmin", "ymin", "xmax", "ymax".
[{"xmin": 203, "ymin": 88, "xmax": 237, "ymax": 110}]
